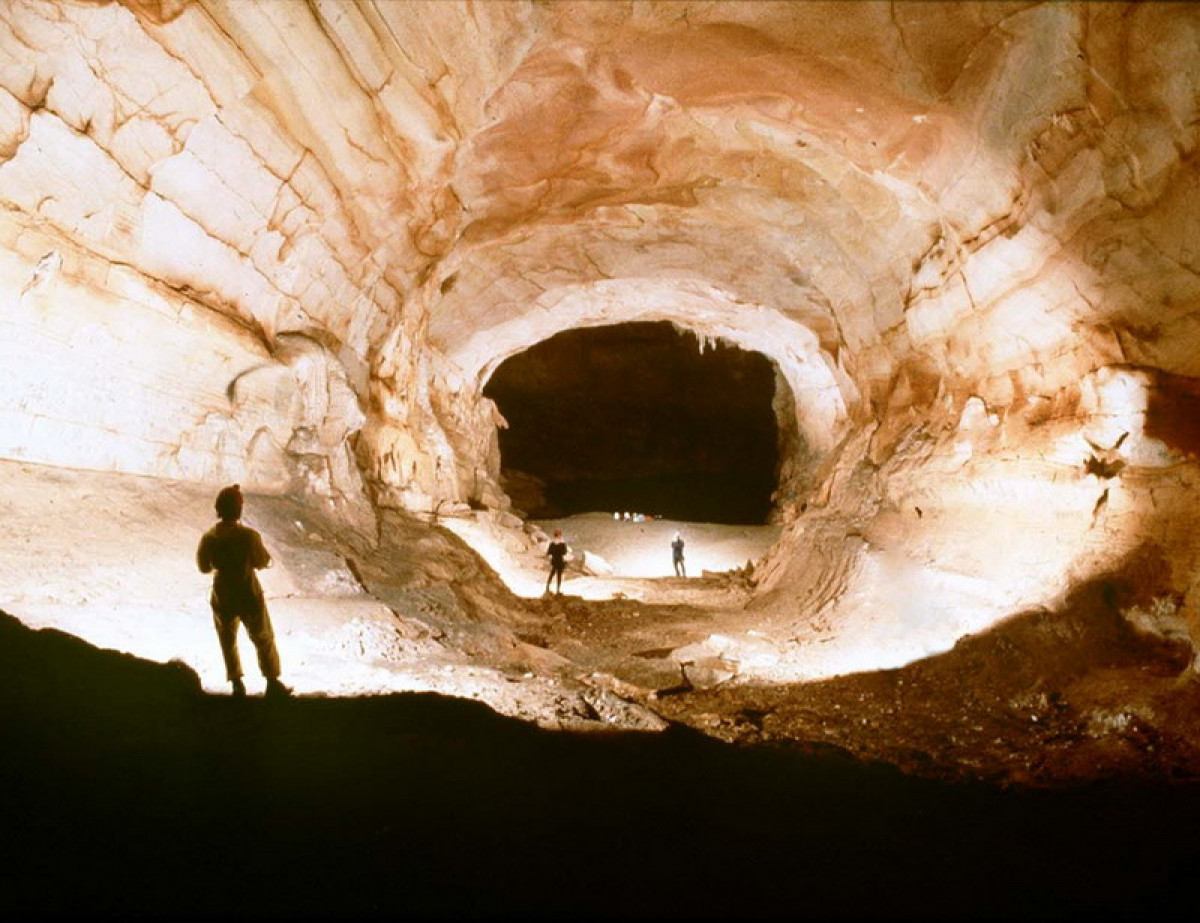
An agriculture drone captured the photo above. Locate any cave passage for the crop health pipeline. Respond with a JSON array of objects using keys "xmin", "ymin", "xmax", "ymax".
[{"xmin": 484, "ymin": 322, "xmax": 780, "ymax": 524}]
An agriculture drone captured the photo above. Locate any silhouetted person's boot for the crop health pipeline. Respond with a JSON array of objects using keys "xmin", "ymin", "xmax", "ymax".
[
  {"xmin": 231, "ymin": 677, "xmax": 247, "ymax": 699},
  {"xmin": 265, "ymin": 678, "xmax": 292, "ymax": 699}
]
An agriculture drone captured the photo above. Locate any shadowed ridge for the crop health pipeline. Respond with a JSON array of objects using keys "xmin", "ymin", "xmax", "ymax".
[{"xmin": 1, "ymin": 609, "xmax": 1199, "ymax": 921}]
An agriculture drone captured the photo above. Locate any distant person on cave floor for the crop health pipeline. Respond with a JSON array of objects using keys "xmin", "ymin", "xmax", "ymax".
[
  {"xmin": 546, "ymin": 529, "xmax": 569, "ymax": 596},
  {"xmin": 672, "ymin": 531, "xmax": 686, "ymax": 577},
  {"xmin": 197, "ymin": 484, "xmax": 290, "ymax": 699}
]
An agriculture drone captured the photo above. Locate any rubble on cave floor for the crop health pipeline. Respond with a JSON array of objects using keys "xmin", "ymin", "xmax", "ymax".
[{"xmin": 646, "ymin": 583, "xmax": 1200, "ymax": 787}]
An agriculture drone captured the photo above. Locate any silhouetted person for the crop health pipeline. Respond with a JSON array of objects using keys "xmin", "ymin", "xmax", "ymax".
[
  {"xmin": 546, "ymin": 529, "xmax": 569, "ymax": 596},
  {"xmin": 672, "ymin": 531, "xmax": 686, "ymax": 577},
  {"xmin": 197, "ymin": 484, "xmax": 290, "ymax": 699}
]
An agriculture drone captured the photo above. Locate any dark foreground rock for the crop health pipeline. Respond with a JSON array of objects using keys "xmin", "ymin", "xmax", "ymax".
[{"xmin": 1, "ymin": 610, "xmax": 1197, "ymax": 921}]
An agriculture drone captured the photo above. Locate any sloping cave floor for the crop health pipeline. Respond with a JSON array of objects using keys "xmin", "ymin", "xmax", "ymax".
[
  {"xmin": 3, "ymin": 609, "xmax": 1200, "ymax": 922},
  {"xmin": 523, "ymin": 577, "xmax": 1200, "ymax": 788},
  {"xmin": 6, "ymin": 458, "xmax": 1200, "ymax": 793}
]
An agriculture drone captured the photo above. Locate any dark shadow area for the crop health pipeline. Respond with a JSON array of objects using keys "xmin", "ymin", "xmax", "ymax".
[
  {"xmin": 545, "ymin": 471, "xmax": 773, "ymax": 525},
  {"xmin": 484, "ymin": 323, "xmax": 779, "ymax": 524},
  {"xmin": 1, "ymin": 609, "xmax": 1198, "ymax": 921},
  {"xmin": 1143, "ymin": 367, "xmax": 1200, "ymax": 461}
]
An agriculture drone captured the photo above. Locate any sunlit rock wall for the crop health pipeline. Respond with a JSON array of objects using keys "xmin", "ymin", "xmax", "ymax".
[
  {"xmin": 0, "ymin": 1, "xmax": 386, "ymax": 518},
  {"xmin": 2, "ymin": 1, "xmax": 1200, "ymax": 670},
  {"xmin": 742, "ymin": 2, "xmax": 1200, "ymax": 675},
  {"xmin": 0, "ymin": 0, "xmax": 510, "ymax": 516}
]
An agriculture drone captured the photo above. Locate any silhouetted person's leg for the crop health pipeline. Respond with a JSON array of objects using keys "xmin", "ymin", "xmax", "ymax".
[
  {"xmin": 213, "ymin": 611, "xmax": 246, "ymax": 696},
  {"xmin": 242, "ymin": 608, "xmax": 282, "ymax": 682}
]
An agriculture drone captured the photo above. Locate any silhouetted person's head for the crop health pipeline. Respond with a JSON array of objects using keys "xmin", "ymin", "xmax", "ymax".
[{"xmin": 215, "ymin": 484, "xmax": 244, "ymax": 522}]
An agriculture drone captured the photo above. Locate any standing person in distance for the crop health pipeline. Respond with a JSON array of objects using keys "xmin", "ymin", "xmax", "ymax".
[
  {"xmin": 546, "ymin": 529, "xmax": 569, "ymax": 596},
  {"xmin": 671, "ymin": 530, "xmax": 686, "ymax": 577}
]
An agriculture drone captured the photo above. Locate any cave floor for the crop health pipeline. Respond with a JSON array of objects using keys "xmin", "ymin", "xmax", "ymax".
[
  {"xmin": 7, "ymin": 459, "xmax": 1200, "ymax": 790},
  {"xmin": 518, "ymin": 582, "xmax": 1200, "ymax": 788},
  {"xmin": 439, "ymin": 509, "xmax": 777, "ymax": 605},
  {"xmin": 0, "ymin": 459, "xmax": 774, "ymax": 713}
]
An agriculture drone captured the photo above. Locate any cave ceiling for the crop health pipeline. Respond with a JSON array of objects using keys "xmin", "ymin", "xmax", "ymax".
[{"xmin": 7, "ymin": 1, "xmax": 1198, "ymax": 482}]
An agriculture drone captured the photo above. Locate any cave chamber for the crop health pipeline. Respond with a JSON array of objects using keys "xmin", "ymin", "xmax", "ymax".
[{"xmin": 2, "ymin": 0, "xmax": 1200, "ymax": 783}]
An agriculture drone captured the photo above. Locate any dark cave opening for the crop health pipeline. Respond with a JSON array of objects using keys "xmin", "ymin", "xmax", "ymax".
[{"xmin": 483, "ymin": 322, "xmax": 781, "ymax": 524}]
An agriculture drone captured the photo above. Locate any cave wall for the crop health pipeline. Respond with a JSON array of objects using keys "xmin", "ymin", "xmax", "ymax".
[
  {"xmin": 3, "ymin": 1, "xmax": 1200, "ymax": 665},
  {"xmin": 0, "ymin": 0, "xmax": 505, "ymax": 517}
]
